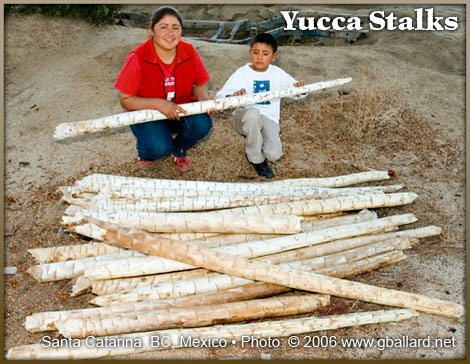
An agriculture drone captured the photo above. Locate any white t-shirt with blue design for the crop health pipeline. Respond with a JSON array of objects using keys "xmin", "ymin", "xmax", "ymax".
[{"xmin": 216, "ymin": 64, "xmax": 299, "ymax": 124}]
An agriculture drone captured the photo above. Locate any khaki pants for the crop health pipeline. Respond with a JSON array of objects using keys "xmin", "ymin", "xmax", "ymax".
[{"xmin": 232, "ymin": 108, "xmax": 283, "ymax": 164}]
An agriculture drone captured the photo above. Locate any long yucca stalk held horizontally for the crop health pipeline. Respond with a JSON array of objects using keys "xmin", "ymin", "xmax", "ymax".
[{"xmin": 53, "ymin": 78, "xmax": 351, "ymax": 140}]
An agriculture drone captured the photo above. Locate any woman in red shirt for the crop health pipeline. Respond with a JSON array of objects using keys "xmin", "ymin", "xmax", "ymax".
[{"xmin": 115, "ymin": 6, "xmax": 214, "ymax": 172}]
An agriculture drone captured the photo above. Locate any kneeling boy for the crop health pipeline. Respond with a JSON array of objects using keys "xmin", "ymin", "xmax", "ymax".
[{"xmin": 216, "ymin": 33, "xmax": 305, "ymax": 178}]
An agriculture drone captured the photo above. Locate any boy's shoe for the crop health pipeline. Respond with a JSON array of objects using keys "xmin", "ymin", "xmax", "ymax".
[
  {"xmin": 174, "ymin": 156, "xmax": 192, "ymax": 173},
  {"xmin": 137, "ymin": 158, "xmax": 154, "ymax": 171},
  {"xmin": 250, "ymin": 159, "xmax": 275, "ymax": 179}
]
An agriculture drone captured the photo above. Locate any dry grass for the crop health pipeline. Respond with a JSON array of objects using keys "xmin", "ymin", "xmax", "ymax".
[
  {"xmin": 307, "ymin": 82, "xmax": 415, "ymax": 144},
  {"xmin": 331, "ymin": 82, "xmax": 408, "ymax": 142},
  {"xmin": 280, "ymin": 75, "xmax": 459, "ymax": 163}
]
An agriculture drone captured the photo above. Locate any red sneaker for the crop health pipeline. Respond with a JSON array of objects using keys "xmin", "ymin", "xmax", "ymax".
[
  {"xmin": 174, "ymin": 156, "xmax": 192, "ymax": 173},
  {"xmin": 137, "ymin": 158, "xmax": 154, "ymax": 171}
]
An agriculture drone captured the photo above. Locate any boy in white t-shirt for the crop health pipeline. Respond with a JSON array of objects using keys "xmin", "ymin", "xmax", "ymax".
[{"xmin": 216, "ymin": 33, "xmax": 305, "ymax": 178}]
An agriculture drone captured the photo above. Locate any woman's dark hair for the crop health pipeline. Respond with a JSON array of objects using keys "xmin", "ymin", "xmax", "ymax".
[
  {"xmin": 250, "ymin": 33, "xmax": 278, "ymax": 53},
  {"xmin": 150, "ymin": 6, "xmax": 183, "ymax": 29}
]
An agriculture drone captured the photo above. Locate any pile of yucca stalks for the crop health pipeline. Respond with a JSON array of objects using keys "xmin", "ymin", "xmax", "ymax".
[{"xmin": 7, "ymin": 170, "xmax": 463, "ymax": 359}]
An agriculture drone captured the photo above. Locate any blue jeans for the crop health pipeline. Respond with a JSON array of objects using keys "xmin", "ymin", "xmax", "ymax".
[{"xmin": 130, "ymin": 113, "xmax": 212, "ymax": 161}]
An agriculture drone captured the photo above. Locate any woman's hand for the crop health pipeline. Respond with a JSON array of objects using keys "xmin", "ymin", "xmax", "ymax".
[
  {"xmin": 157, "ymin": 99, "xmax": 186, "ymax": 120},
  {"xmin": 120, "ymin": 93, "xmax": 185, "ymax": 120}
]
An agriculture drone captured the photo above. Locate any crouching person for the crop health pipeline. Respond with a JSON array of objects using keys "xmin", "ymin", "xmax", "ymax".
[
  {"xmin": 216, "ymin": 33, "xmax": 305, "ymax": 178},
  {"xmin": 115, "ymin": 6, "xmax": 215, "ymax": 172}
]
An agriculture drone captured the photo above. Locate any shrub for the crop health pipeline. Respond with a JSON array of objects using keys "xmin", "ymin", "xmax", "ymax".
[{"xmin": 5, "ymin": 5, "xmax": 121, "ymax": 25}]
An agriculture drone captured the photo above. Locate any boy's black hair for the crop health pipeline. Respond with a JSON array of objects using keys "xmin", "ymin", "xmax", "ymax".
[{"xmin": 250, "ymin": 33, "xmax": 278, "ymax": 53}]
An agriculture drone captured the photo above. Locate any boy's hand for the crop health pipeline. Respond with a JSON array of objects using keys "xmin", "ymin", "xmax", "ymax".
[
  {"xmin": 293, "ymin": 81, "xmax": 306, "ymax": 98},
  {"xmin": 233, "ymin": 88, "xmax": 246, "ymax": 96}
]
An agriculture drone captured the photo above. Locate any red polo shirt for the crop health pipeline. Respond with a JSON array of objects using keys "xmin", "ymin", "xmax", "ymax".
[{"xmin": 114, "ymin": 38, "xmax": 210, "ymax": 105}]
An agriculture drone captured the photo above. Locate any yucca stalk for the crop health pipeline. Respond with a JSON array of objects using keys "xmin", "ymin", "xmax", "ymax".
[
  {"xmin": 10, "ymin": 309, "xmax": 417, "ymax": 360},
  {"xmin": 316, "ymin": 250, "xmax": 406, "ymax": 277},
  {"xmin": 255, "ymin": 225, "xmax": 440, "ymax": 265},
  {"xmin": 73, "ymin": 177, "xmax": 322, "ymax": 195},
  {"xmin": 64, "ymin": 194, "xmax": 319, "ymax": 212},
  {"xmin": 90, "ymin": 237, "xmax": 411, "ymax": 307},
  {"xmin": 62, "ymin": 208, "xmax": 303, "ymax": 234},
  {"xmin": 83, "ymin": 217, "xmax": 463, "ymax": 318},
  {"xmin": 81, "ymin": 214, "xmax": 416, "ymax": 281},
  {"xmin": 28, "ymin": 242, "xmax": 122, "ymax": 264},
  {"xmin": 268, "ymin": 170, "xmax": 393, "ymax": 187},
  {"xmin": 71, "ymin": 225, "xmax": 409, "ymax": 289},
  {"xmin": 90, "ymin": 269, "xmax": 219, "ymax": 296},
  {"xmin": 54, "ymin": 78, "xmax": 351, "ymax": 140},
  {"xmin": 215, "ymin": 193, "xmax": 417, "ymax": 216},
  {"xmin": 58, "ymin": 294, "xmax": 330, "ymax": 338},
  {"xmin": 27, "ymin": 281, "xmax": 290, "ymax": 333},
  {"xmin": 26, "ymin": 250, "xmax": 405, "ymax": 333},
  {"xmin": 27, "ymin": 250, "xmax": 146, "ymax": 282},
  {"xmin": 84, "ymin": 211, "xmax": 376, "ymax": 294},
  {"xmin": 90, "ymin": 232, "xmax": 407, "ymax": 296},
  {"xmin": 74, "ymin": 171, "xmax": 389, "ymax": 194},
  {"xmin": 61, "ymin": 187, "xmax": 406, "ymax": 213},
  {"xmin": 71, "ymin": 222, "xmax": 222, "ymax": 242},
  {"xmin": 82, "ymin": 256, "xmax": 197, "ymax": 283},
  {"xmin": 64, "ymin": 191, "xmax": 386, "ymax": 213},
  {"xmin": 67, "ymin": 210, "xmax": 373, "ymax": 244},
  {"xmin": 289, "ymin": 209, "xmax": 375, "ymax": 229},
  {"xmin": 263, "ymin": 236, "xmax": 412, "ymax": 268},
  {"xmin": 60, "ymin": 183, "xmax": 405, "ymax": 202},
  {"xmin": 190, "ymin": 233, "xmax": 278, "ymax": 247},
  {"xmin": 39, "ymin": 233, "xmax": 274, "ymax": 287},
  {"xmin": 77, "ymin": 211, "xmax": 374, "ymax": 295}
]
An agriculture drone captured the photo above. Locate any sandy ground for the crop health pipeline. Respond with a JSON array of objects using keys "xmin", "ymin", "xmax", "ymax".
[{"xmin": 4, "ymin": 4, "xmax": 466, "ymax": 359}]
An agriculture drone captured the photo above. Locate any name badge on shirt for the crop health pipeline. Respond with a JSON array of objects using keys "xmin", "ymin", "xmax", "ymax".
[{"xmin": 164, "ymin": 76, "xmax": 176, "ymax": 101}]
